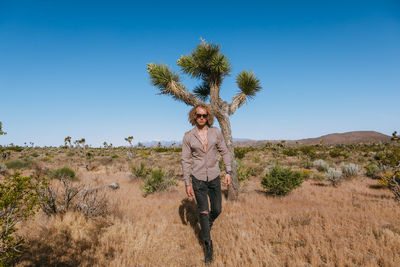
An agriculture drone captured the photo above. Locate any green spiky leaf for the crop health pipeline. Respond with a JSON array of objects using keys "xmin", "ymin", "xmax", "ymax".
[
  {"xmin": 147, "ymin": 63, "xmax": 181, "ymax": 91},
  {"xmin": 236, "ymin": 71, "xmax": 262, "ymax": 98},
  {"xmin": 193, "ymin": 82, "xmax": 210, "ymax": 101}
]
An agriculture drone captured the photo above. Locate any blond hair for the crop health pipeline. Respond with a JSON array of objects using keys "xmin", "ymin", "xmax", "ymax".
[{"xmin": 188, "ymin": 104, "xmax": 214, "ymax": 126}]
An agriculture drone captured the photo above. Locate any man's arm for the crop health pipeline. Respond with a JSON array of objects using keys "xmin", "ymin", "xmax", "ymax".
[
  {"xmin": 181, "ymin": 133, "xmax": 192, "ymax": 187},
  {"xmin": 216, "ymin": 129, "xmax": 232, "ymax": 173}
]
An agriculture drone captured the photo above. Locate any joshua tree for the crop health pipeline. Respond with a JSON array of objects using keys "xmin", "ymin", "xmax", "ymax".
[
  {"xmin": 0, "ymin": 122, "xmax": 6, "ymax": 136},
  {"xmin": 125, "ymin": 136, "xmax": 135, "ymax": 158},
  {"xmin": 392, "ymin": 131, "xmax": 399, "ymax": 142},
  {"xmin": 147, "ymin": 39, "xmax": 262, "ymax": 199},
  {"xmin": 125, "ymin": 136, "xmax": 134, "ymax": 149},
  {"xmin": 64, "ymin": 136, "xmax": 72, "ymax": 148},
  {"xmin": 79, "ymin": 138, "xmax": 86, "ymax": 155}
]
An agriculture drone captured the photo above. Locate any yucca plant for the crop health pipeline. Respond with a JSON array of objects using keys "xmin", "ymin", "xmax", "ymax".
[{"xmin": 147, "ymin": 39, "xmax": 262, "ymax": 199}]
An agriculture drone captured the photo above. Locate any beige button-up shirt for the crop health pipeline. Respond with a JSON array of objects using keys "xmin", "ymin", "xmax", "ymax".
[{"xmin": 181, "ymin": 126, "xmax": 232, "ymax": 186}]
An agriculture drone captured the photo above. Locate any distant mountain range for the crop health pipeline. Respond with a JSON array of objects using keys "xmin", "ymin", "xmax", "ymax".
[{"xmin": 139, "ymin": 131, "xmax": 392, "ymax": 147}]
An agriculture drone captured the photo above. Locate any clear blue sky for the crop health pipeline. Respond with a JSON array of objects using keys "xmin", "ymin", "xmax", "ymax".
[{"xmin": 1, "ymin": 0, "xmax": 399, "ymax": 147}]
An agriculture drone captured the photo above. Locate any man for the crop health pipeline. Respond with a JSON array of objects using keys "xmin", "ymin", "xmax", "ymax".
[{"xmin": 181, "ymin": 103, "xmax": 232, "ymax": 264}]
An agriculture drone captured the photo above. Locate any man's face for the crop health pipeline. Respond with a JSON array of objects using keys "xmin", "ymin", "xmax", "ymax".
[{"xmin": 195, "ymin": 107, "xmax": 208, "ymax": 127}]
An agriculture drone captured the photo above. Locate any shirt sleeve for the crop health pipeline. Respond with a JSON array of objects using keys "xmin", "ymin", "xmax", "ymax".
[
  {"xmin": 181, "ymin": 133, "xmax": 192, "ymax": 186},
  {"xmin": 216, "ymin": 128, "xmax": 232, "ymax": 172}
]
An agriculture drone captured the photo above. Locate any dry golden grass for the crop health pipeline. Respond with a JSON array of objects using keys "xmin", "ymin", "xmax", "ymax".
[{"xmin": 5, "ymin": 149, "xmax": 400, "ymax": 266}]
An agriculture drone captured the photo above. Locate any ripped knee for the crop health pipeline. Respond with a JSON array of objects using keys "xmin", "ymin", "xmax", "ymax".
[{"xmin": 200, "ymin": 210, "xmax": 209, "ymax": 214}]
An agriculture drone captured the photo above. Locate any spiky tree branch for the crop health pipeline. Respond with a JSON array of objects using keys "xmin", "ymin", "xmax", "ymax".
[
  {"xmin": 147, "ymin": 63, "xmax": 204, "ymax": 106},
  {"xmin": 228, "ymin": 71, "xmax": 262, "ymax": 115}
]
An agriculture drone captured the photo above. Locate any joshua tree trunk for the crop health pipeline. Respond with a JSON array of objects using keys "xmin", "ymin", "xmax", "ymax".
[{"xmin": 215, "ymin": 111, "xmax": 238, "ymax": 199}]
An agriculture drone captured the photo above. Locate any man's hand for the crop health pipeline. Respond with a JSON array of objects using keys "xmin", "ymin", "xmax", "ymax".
[
  {"xmin": 224, "ymin": 173, "xmax": 231, "ymax": 186},
  {"xmin": 186, "ymin": 185, "xmax": 194, "ymax": 198}
]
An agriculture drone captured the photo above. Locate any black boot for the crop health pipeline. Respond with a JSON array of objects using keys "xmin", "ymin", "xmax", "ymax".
[{"xmin": 204, "ymin": 240, "xmax": 213, "ymax": 264}]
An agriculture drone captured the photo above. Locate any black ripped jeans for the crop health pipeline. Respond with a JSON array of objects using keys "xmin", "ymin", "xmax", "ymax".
[{"xmin": 191, "ymin": 175, "xmax": 222, "ymax": 242}]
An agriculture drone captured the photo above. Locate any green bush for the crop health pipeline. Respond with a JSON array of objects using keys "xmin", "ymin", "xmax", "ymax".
[
  {"xmin": 141, "ymin": 168, "xmax": 178, "ymax": 196},
  {"xmin": 236, "ymin": 161, "xmax": 251, "ymax": 183},
  {"xmin": 261, "ymin": 165, "xmax": 304, "ymax": 196},
  {"xmin": 0, "ymin": 172, "xmax": 45, "ymax": 265},
  {"xmin": 282, "ymin": 147, "xmax": 298, "ymax": 157},
  {"xmin": 131, "ymin": 162, "xmax": 151, "ymax": 180},
  {"xmin": 5, "ymin": 159, "xmax": 32, "ymax": 170},
  {"xmin": 50, "ymin": 167, "xmax": 76, "ymax": 180},
  {"xmin": 234, "ymin": 147, "xmax": 247, "ymax": 159}
]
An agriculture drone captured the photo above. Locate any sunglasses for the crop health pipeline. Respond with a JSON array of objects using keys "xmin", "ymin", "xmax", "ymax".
[{"xmin": 196, "ymin": 113, "xmax": 208, "ymax": 119}]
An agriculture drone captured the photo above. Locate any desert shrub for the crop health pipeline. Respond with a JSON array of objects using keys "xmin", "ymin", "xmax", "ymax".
[
  {"xmin": 4, "ymin": 146, "xmax": 23, "ymax": 152},
  {"xmin": 111, "ymin": 154, "xmax": 119, "ymax": 159},
  {"xmin": 31, "ymin": 152, "xmax": 39, "ymax": 157},
  {"xmin": 365, "ymin": 162, "xmax": 392, "ymax": 179},
  {"xmin": 325, "ymin": 167, "xmax": 343, "ymax": 186},
  {"xmin": 38, "ymin": 178, "xmax": 109, "ymax": 218},
  {"xmin": 251, "ymin": 155, "xmax": 261, "ymax": 163},
  {"xmin": 376, "ymin": 147, "xmax": 400, "ymax": 167},
  {"xmin": 313, "ymin": 159, "xmax": 329, "ymax": 172},
  {"xmin": 341, "ymin": 163, "xmax": 359, "ymax": 178},
  {"xmin": 329, "ymin": 148, "xmax": 344, "ymax": 158},
  {"xmin": 261, "ymin": 165, "xmax": 304, "ymax": 196},
  {"xmin": 249, "ymin": 165, "xmax": 264, "ymax": 177},
  {"xmin": 50, "ymin": 167, "xmax": 76, "ymax": 180},
  {"xmin": 299, "ymin": 169, "xmax": 313, "ymax": 180},
  {"xmin": 140, "ymin": 150, "xmax": 150, "ymax": 158},
  {"xmin": 379, "ymin": 165, "xmax": 400, "ymax": 201},
  {"xmin": 312, "ymin": 172, "xmax": 325, "ymax": 181},
  {"xmin": 67, "ymin": 151, "xmax": 75, "ymax": 157},
  {"xmin": 299, "ymin": 146, "xmax": 317, "ymax": 159},
  {"xmin": 141, "ymin": 169, "xmax": 178, "ymax": 196},
  {"xmin": 234, "ymin": 147, "xmax": 247, "ymax": 159},
  {"xmin": 0, "ymin": 164, "xmax": 7, "ymax": 175},
  {"xmin": 282, "ymin": 147, "xmax": 298, "ymax": 157},
  {"xmin": 0, "ymin": 173, "xmax": 45, "ymax": 265},
  {"xmin": 5, "ymin": 159, "xmax": 32, "ymax": 170},
  {"xmin": 131, "ymin": 162, "xmax": 151, "ymax": 180},
  {"xmin": 301, "ymin": 160, "xmax": 313, "ymax": 169},
  {"xmin": 236, "ymin": 161, "xmax": 251, "ymax": 183},
  {"xmin": 365, "ymin": 162, "xmax": 379, "ymax": 178}
]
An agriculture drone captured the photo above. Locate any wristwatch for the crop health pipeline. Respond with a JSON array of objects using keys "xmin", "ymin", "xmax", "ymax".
[{"xmin": 226, "ymin": 171, "xmax": 231, "ymax": 174}]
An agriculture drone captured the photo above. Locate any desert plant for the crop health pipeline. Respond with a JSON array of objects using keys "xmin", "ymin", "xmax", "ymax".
[
  {"xmin": 299, "ymin": 169, "xmax": 313, "ymax": 180},
  {"xmin": 236, "ymin": 161, "xmax": 251, "ymax": 183},
  {"xmin": 131, "ymin": 162, "xmax": 151, "ymax": 180},
  {"xmin": 261, "ymin": 165, "xmax": 304, "ymax": 196},
  {"xmin": 365, "ymin": 162, "xmax": 392, "ymax": 179},
  {"xmin": 379, "ymin": 164, "xmax": 400, "ymax": 201},
  {"xmin": 312, "ymin": 172, "xmax": 325, "ymax": 181},
  {"xmin": 5, "ymin": 158, "xmax": 32, "ymax": 170},
  {"xmin": 325, "ymin": 168, "xmax": 343, "ymax": 186},
  {"xmin": 147, "ymin": 39, "xmax": 262, "ymax": 199},
  {"xmin": 282, "ymin": 147, "xmax": 298, "ymax": 157},
  {"xmin": 341, "ymin": 163, "xmax": 359, "ymax": 178},
  {"xmin": 38, "ymin": 178, "xmax": 109, "ymax": 218},
  {"xmin": 141, "ymin": 169, "xmax": 178, "ymax": 196},
  {"xmin": 313, "ymin": 159, "xmax": 329, "ymax": 172},
  {"xmin": 0, "ymin": 173, "xmax": 45, "ymax": 265},
  {"xmin": 0, "ymin": 164, "xmax": 7, "ymax": 175},
  {"xmin": 50, "ymin": 167, "xmax": 76, "ymax": 180},
  {"xmin": 234, "ymin": 147, "xmax": 247, "ymax": 160}
]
